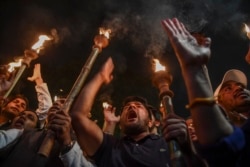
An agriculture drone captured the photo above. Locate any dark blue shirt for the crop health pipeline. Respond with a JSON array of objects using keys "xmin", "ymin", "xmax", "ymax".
[
  {"xmin": 198, "ymin": 126, "xmax": 246, "ymax": 167},
  {"xmin": 92, "ymin": 133, "xmax": 171, "ymax": 167}
]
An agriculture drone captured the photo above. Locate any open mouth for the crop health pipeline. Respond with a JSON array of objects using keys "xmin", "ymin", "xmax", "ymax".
[
  {"xmin": 14, "ymin": 118, "xmax": 24, "ymax": 128},
  {"xmin": 127, "ymin": 110, "xmax": 137, "ymax": 121}
]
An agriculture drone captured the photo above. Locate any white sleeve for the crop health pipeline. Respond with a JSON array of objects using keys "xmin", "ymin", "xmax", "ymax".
[
  {"xmin": 35, "ymin": 83, "xmax": 52, "ymax": 126},
  {"xmin": 59, "ymin": 141, "xmax": 96, "ymax": 167},
  {"xmin": 0, "ymin": 129, "xmax": 23, "ymax": 149}
]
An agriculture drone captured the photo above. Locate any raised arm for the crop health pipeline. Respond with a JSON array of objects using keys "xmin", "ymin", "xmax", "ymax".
[
  {"xmin": 27, "ymin": 63, "xmax": 52, "ymax": 128},
  {"xmin": 70, "ymin": 57, "xmax": 114, "ymax": 156},
  {"xmin": 102, "ymin": 104, "xmax": 120, "ymax": 135},
  {"xmin": 161, "ymin": 18, "xmax": 233, "ymax": 145}
]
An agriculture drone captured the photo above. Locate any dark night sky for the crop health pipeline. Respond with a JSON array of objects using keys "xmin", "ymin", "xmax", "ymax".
[{"xmin": 1, "ymin": 0, "xmax": 250, "ymax": 121}]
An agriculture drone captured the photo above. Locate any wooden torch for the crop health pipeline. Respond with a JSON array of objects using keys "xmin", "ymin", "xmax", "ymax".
[
  {"xmin": 152, "ymin": 59, "xmax": 185, "ymax": 167},
  {"xmin": 37, "ymin": 27, "xmax": 111, "ymax": 157},
  {"xmin": 3, "ymin": 35, "xmax": 52, "ymax": 99}
]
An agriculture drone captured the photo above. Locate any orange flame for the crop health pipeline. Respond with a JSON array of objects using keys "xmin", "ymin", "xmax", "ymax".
[
  {"xmin": 102, "ymin": 102, "xmax": 110, "ymax": 109},
  {"xmin": 8, "ymin": 59, "xmax": 23, "ymax": 72},
  {"xmin": 244, "ymin": 23, "xmax": 250, "ymax": 39},
  {"xmin": 244, "ymin": 23, "xmax": 250, "ymax": 33},
  {"xmin": 31, "ymin": 35, "xmax": 52, "ymax": 53},
  {"xmin": 99, "ymin": 28, "xmax": 111, "ymax": 39},
  {"xmin": 153, "ymin": 59, "xmax": 166, "ymax": 72}
]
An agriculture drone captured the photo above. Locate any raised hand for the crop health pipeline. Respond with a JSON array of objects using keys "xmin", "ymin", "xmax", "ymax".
[
  {"xmin": 161, "ymin": 18, "xmax": 211, "ymax": 68},
  {"xmin": 99, "ymin": 57, "xmax": 114, "ymax": 84},
  {"xmin": 47, "ymin": 103, "xmax": 72, "ymax": 146},
  {"xmin": 102, "ymin": 104, "xmax": 120, "ymax": 135},
  {"xmin": 27, "ymin": 64, "xmax": 43, "ymax": 85},
  {"xmin": 103, "ymin": 105, "xmax": 120, "ymax": 124},
  {"xmin": 161, "ymin": 113, "xmax": 188, "ymax": 146}
]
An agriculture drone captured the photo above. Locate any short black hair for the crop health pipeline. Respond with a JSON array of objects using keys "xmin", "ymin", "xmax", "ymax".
[
  {"xmin": 121, "ymin": 96, "xmax": 152, "ymax": 119},
  {"xmin": 4, "ymin": 94, "xmax": 29, "ymax": 109}
]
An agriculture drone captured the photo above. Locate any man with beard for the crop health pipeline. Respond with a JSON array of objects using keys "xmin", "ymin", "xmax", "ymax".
[
  {"xmin": 71, "ymin": 57, "xmax": 207, "ymax": 167},
  {"xmin": 161, "ymin": 17, "xmax": 250, "ymax": 166},
  {"xmin": 214, "ymin": 69, "xmax": 250, "ymax": 126}
]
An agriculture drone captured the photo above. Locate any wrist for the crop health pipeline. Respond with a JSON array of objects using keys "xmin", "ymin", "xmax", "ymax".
[
  {"xmin": 35, "ymin": 77, "xmax": 43, "ymax": 85},
  {"xmin": 102, "ymin": 121, "xmax": 116, "ymax": 135},
  {"xmin": 60, "ymin": 140, "xmax": 75, "ymax": 155}
]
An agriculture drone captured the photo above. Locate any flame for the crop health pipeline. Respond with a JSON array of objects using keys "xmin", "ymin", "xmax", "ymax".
[
  {"xmin": 31, "ymin": 35, "xmax": 52, "ymax": 53},
  {"xmin": 153, "ymin": 59, "xmax": 166, "ymax": 72},
  {"xmin": 102, "ymin": 102, "xmax": 109, "ymax": 109},
  {"xmin": 244, "ymin": 23, "xmax": 250, "ymax": 33},
  {"xmin": 8, "ymin": 59, "xmax": 23, "ymax": 72},
  {"xmin": 99, "ymin": 27, "xmax": 111, "ymax": 39},
  {"xmin": 54, "ymin": 95, "xmax": 58, "ymax": 102}
]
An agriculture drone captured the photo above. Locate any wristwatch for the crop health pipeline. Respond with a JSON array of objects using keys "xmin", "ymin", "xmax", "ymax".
[{"xmin": 60, "ymin": 140, "xmax": 75, "ymax": 155}]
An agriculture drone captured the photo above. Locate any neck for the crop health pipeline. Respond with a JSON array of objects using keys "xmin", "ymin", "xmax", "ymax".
[
  {"xmin": 0, "ymin": 110, "xmax": 13, "ymax": 124},
  {"xmin": 129, "ymin": 131, "xmax": 150, "ymax": 141},
  {"xmin": 0, "ymin": 115, "xmax": 10, "ymax": 125}
]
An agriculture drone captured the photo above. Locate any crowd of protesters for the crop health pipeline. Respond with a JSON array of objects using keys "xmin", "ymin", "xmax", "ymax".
[{"xmin": 0, "ymin": 17, "xmax": 249, "ymax": 167}]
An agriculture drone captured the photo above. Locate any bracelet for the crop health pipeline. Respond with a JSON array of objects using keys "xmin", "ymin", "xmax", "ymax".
[
  {"xmin": 60, "ymin": 140, "xmax": 75, "ymax": 155},
  {"xmin": 185, "ymin": 97, "xmax": 216, "ymax": 109}
]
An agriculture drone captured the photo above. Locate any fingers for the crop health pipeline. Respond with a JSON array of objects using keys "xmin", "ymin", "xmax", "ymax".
[
  {"xmin": 27, "ymin": 76, "xmax": 35, "ymax": 81},
  {"xmin": 161, "ymin": 114, "xmax": 188, "ymax": 143},
  {"xmin": 161, "ymin": 19, "xmax": 176, "ymax": 37},
  {"xmin": 27, "ymin": 64, "xmax": 41, "ymax": 81},
  {"xmin": 101, "ymin": 57, "xmax": 114, "ymax": 84},
  {"xmin": 203, "ymin": 37, "xmax": 211, "ymax": 47},
  {"xmin": 162, "ymin": 18, "xmax": 184, "ymax": 36},
  {"xmin": 48, "ymin": 110, "xmax": 69, "ymax": 121},
  {"xmin": 162, "ymin": 128, "xmax": 188, "ymax": 144},
  {"xmin": 47, "ymin": 111, "xmax": 71, "ymax": 134}
]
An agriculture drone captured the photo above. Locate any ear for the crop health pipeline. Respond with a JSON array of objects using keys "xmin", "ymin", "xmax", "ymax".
[{"xmin": 148, "ymin": 120, "xmax": 153, "ymax": 128}]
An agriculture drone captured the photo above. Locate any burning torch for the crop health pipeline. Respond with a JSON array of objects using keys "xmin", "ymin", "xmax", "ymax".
[
  {"xmin": 37, "ymin": 27, "xmax": 111, "ymax": 157},
  {"xmin": 152, "ymin": 59, "xmax": 185, "ymax": 167},
  {"xmin": 3, "ymin": 35, "xmax": 52, "ymax": 99},
  {"xmin": 244, "ymin": 23, "xmax": 250, "ymax": 64}
]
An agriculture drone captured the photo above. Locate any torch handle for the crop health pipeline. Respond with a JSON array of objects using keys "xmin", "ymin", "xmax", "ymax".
[
  {"xmin": 37, "ymin": 47, "xmax": 100, "ymax": 157},
  {"xmin": 3, "ymin": 64, "xmax": 27, "ymax": 99},
  {"xmin": 3, "ymin": 50, "xmax": 38, "ymax": 99},
  {"xmin": 37, "ymin": 131, "xmax": 55, "ymax": 157},
  {"xmin": 161, "ymin": 95, "xmax": 186, "ymax": 167},
  {"xmin": 63, "ymin": 47, "xmax": 100, "ymax": 113}
]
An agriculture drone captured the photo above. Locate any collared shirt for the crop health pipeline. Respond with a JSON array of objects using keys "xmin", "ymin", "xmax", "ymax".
[
  {"xmin": 92, "ymin": 133, "xmax": 171, "ymax": 167},
  {"xmin": 0, "ymin": 128, "xmax": 23, "ymax": 149}
]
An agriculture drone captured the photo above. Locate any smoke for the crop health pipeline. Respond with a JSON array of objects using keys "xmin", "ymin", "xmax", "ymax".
[{"xmin": 102, "ymin": 0, "xmax": 246, "ymax": 60}]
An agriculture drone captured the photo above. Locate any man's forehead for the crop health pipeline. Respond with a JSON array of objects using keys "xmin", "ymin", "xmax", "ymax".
[
  {"xmin": 221, "ymin": 80, "xmax": 245, "ymax": 89},
  {"xmin": 124, "ymin": 101, "xmax": 143, "ymax": 105},
  {"xmin": 12, "ymin": 97, "xmax": 26, "ymax": 102}
]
